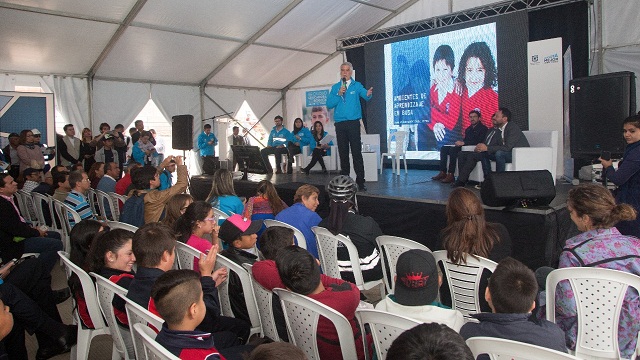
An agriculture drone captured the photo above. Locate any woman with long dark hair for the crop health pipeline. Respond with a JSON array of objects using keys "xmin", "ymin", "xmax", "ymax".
[
  {"xmin": 206, "ymin": 169, "xmax": 243, "ymax": 216},
  {"xmin": 302, "ymin": 121, "xmax": 333, "ymax": 174},
  {"xmin": 88, "ymin": 161, "xmax": 104, "ymax": 189},
  {"xmin": 174, "ymin": 201, "xmax": 220, "ymax": 270},
  {"xmin": 16, "ymin": 129, "xmax": 45, "ymax": 179},
  {"xmin": 243, "ymin": 180, "xmax": 287, "ymax": 220},
  {"xmin": 161, "ymin": 193, "xmax": 193, "ymax": 229},
  {"xmin": 287, "ymin": 117, "xmax": 312, "ymax": 174}
]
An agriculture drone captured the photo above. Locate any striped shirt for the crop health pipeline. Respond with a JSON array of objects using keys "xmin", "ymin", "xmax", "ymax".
[{"xmin": 64, "ymin": 190, "xmax": 95, "ymax": 226}]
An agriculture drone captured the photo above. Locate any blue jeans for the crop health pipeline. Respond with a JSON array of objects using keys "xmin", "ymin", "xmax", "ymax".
[
  {"xmin": 22, "ymin": 231, "xmax": 62, "ymax": 274},
  {"xmin": 481, "ymin": 150, "xmax": 512, "ymax": 176}
]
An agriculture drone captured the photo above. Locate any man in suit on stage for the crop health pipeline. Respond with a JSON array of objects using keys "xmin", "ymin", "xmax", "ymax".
[{"xmin": 453, "ymin": 107, "xmax": 529, "ymax": 187}]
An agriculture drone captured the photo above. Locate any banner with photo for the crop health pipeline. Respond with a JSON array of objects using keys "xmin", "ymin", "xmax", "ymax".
[{"xmin": 302, "ymin": 89, "xmax": 336, "ymax": 147}]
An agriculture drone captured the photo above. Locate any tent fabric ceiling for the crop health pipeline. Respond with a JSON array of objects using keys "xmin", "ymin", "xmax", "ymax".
[{"xmin": 0, "ymin": 0, "xmax": 412, "ymax": 89}]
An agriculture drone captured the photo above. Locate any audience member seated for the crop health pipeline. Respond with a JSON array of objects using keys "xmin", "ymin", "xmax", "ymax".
[
  {"xmin": 318, "ymin": 175, "xmax": 383, "ymax": 283},
  {"xmin": 387, "ymin": 323, "xmax": 474, "ymax": 360},
  {"xmin": 32, "ymin": 169, "xmax": 55, "ymax": 196},
  {"xmin": 376, "ymin": 249, "xmax": 464, "ymax": 331},
  {"xmin": 153, "ymin": 270, "xmax": 254, "ymax": 360},
  {"xmin": 460, "ymin": 257, "xmax": 567, "ymax": 356},
  {"xmin": 436, "ymin": 187, "xmax": 511, "ymax": 311},
  {"xmin": 158, "ymin": 159, "xmax": 176, "ymax": 191},
  {"xmin": 115, "ymin": 162, "xmax": 141, "ymax": 196},
  {"xmin": 274, "ymin": 184, "xmax": 321, "ymax": 258},
  {"xmin": 67, "ymin": 219, "xmax": 105, "ymax": 330},
  {"xmin": 97, "ymin": 161, "xmax": 120, "ymax": 219},
  {"xmin": 126, "ymin": 223, "xmax": 250, "ymax": 349},
  {"xmin": 22, "ymin": 167, "xmax": 43, "ymax": 192},
  {"xmin": 175, "ymin": 201, "xmax": 222, "ymax": 270},
  {"xmin": 242, "ymin": 180, "xmax": 288, "ymax": 224},
  {"xmin": 0, "ymin": 173, "xmax": 63, "ymax": 273},
  {"xmin": 537, "ymin": 183, "xmax": 640, "ymax": 358},
  {"xmin": 206, "ymin": 169, "xmax": 244, "ymax": 217},
  {"xmin": 218, "ymin": 214, "xmax": 263, "ymax": 323},
  {"xmin": 88, "ymin": 161, "xmax": 104, "ymax": 189},
  {"xmin": 246, "ymin": 342, "xmax": 306, "ymax": 360},
  {"xmin": 64, "ymin": 170, "xmax": 97, "ymax": 226},
  {"xmin": 52, "ymin": 169, "xmax": 71, "ymax": 202},
  {"xmin": 161, "ymin": 193, "xmax": 193, "ymax": 229},
  {"xmin": 0, "ymin": 281, "xmax": 77, "ymax": 360},
  {"xmin": 252, "ymin": 226, "xmax": 296, "ymax": 341},
  {"xmin": 276, "ymin": 245, "xmax": 369, "ymax": 360},
  {"xmin": 129, "ymin": 156, "xmax": 188, "ymax": 223},
  {"xmin": 85, "ymin": 228, "xmax": 136, "ymax": 327}
]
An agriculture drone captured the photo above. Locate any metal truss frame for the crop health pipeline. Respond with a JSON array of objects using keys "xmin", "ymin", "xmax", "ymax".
[{"xmin": 336, "ymin": 0, "xmax": 586, "ymax": 50}]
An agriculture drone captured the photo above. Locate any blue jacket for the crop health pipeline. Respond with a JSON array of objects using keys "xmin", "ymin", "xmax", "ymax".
[
  {"xmin": 198, "ymin": 131, "xmax": 218, "ymax": 156},
  {"xmin": 267, "ymin": 126, "xmax": 292, "ymax": 147},
  {"xmin": 309, "ymin": 131, "xmax": 333, "ymax": 155},
  {"xmin": 275, "ymin": 203, "xmax": 321, "ymax": 259},
  {"xmin": 326, "ymin": 78, "xmax": 372, "ymax": 122},
  {"xmin": 291, "ymin": 127, "xmax": 313, "ymax": 147},
  {"xmin": 158, "ymin": 169, "xmax": 172, "ymax": 191}
]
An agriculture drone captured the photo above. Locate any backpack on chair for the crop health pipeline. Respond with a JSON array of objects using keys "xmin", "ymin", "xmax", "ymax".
[{"xmin": 119, "ymin": 191, "xmax": 146, "ymax": 227}]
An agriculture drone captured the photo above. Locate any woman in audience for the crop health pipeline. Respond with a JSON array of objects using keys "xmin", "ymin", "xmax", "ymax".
[
  {"xmin": 275, "ymin": 184, "xmax": 322, "ymax": 259},
  {"xmin": 318, "ymin": 175, "xmax": 383, "ymax": 284},
  {"xmin": 286, "ymin": 117, "xmax": 312, "ymax": 174},
  {"xmin": 599, "ymin": 113, "xmax": 640, "ymax": 237},
  {"xmin": 551, "ymin": 183, "xmax": 639, "ymax": 357},
  {"xmin": 301, "ymin": 121, "xmax": 333, "ymax": 174},
  {"xmin": 80, "ymin": 127, "xmax": 96, "ymax": 173},
  {"xmin": 243, "ymin": 180, "xmax": 287, "ymax": 221},
  {"xmin": 16, "ymin": 129, "xmax": 45, "ymax": 179},
  {"xmin": 437, "ymin": 187, "xmax": 511, "ymax": 311},
  {"xmin": 162, "ymin": 193, "xmax": 193, "ymax": 228},
  {"xmin": 88, "ymin": 161, "xmax": 104, "ymax": 189},
  {"xmin": 206, "ymin": 169, "xmax": 244, "ymax": 216},
  {"xmin": 68, "ymin": 219, "xmax": 105, "ymax": 329},
  {"xmin": 174, "ymin": 201, "xmax": 220, "ymax": 270}
]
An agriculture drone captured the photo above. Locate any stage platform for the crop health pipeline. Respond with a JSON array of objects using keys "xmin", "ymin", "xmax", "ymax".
[{"xmin": 190, "ymin": 168, "xmax": 580, "ymax": 269}]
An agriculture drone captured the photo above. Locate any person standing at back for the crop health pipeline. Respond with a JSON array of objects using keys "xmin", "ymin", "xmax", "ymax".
[{"xmin": 326, "ymin": 62, "xmax": 373, "ymax": 191}]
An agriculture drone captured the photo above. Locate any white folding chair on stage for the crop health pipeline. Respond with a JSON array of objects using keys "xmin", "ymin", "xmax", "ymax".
[
  {"xmin": 380, "ymin": 130, "xmax": 408, "ymax": 175},
  {"xmin": 58, "ymin": 251, "xmax": 110, "ymax": 360},
  {"xmin": 122, "ymin": 295, "xmax": 164, "ymax": 360},
  {"xmin": 466, "ymin": 337, "xmax": 581, "ymax": 360},
  {"xmin": 432, "ymin": 250, "xmax": 497, "ymax": 319},
  {"xmin": 312, "ymin": 226, "xmax": 384, "ymax": 298},
  {"xmin": 263, "ymin": 219, "xmax": 308, "ymax": 250},
  {"xmin": 214, "ymin": 254, "xmax": 262, "ymax": 337},
  {"xmin": 91, "ymin": 272, "xmax": 134, "ymax": 360},
  {"xmin": 106, "ymin": 221, "xmax": 139, "ymax": 233},
  {"xmin": 273, "ymin": 288, "xmax": 358, "ymax": 360},
  {"xmin": 546, "ymin": 267, "xmax": 640, "ymax": 359},
  {"xmin": 356, "ymin": 309, "xmax": 421, "ymax": 360},
  {"xmin": 244, "ymin": 263, "xmax": 284, "ymax": 342},
  {"xmin": 376, "ymin": 235, "xmax": 432, "ymax": 294},
  {"xmin": 133, "ymin": 323, "xmax": 179, "ymax": 360}
]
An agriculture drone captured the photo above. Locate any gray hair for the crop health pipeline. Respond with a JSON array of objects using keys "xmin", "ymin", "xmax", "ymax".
[{"xmin": 341, "ymin": 61, "xmax": 353, "ymax": 70}]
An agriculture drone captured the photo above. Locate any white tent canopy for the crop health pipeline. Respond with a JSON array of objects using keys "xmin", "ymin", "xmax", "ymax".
[{"xmin": 0, "ymin": 0, "xmax": 638, "ymax": 138}]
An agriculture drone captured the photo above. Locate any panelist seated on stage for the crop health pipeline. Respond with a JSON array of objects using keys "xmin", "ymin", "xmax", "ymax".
[
  {"xmin": 260, "ymin": 115, "xmax": 292, "ymax": 174},
  {"xmin": 432, "ymin": 110, "xmax": 488, "ymax": 184},
  {"xmin": 453, "ymin": 107, "xmax": 529, "ymax": 188}
]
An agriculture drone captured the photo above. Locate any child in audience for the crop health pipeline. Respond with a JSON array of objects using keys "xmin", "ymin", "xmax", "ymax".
[
  {"xmin": 218, "ymin": 214, "xmax": 263, "ymax": 323},
  {"xmin": 246, "ymin": 342, "xmax": 306, "ymax": 360},
  {"xmin": 387, "ymin": 323, "xmax": 474, "ymax": 360},
  {"xmin": 375, "ymin": 249, "xmax": 464, "ymax": 331},
  {"xmin": 161, "ymin": 193, "xmax": 193, "ymax": 228},
  {"xmin": 460, "ymin": 257, "xmax": 566, "ymax": 354},
  {"xmin": 153, "ymin": 270, "xmax": 253, "ymax": 360},
  {"xmin": 206, "ymin": 169, "xmax": 244, "ymax": 217},
  {"xmin": 276, "ymin": 245, "xmax": 369, "ymax": 360},
  {"xmin": 174, "ymin": 201, "xmax": 221, "ymax": 270},
  {"xmin": 126, "ymin": 223, "xmax": 251, "ymax": 351}
]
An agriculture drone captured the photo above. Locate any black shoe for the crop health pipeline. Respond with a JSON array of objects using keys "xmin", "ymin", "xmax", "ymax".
[
  {"xmin": 301, "ymin": 167, "xmax": 309, "ymax": 175},
  {"xmin": 275, "ymin": 169, "xmax": 283, "ymax": 174},
  {"xmin": 36, "ymin": 325, "xmax": 77, "ymax": 360},
  {"xmin": 322, "ymin": 169, "xmax": 328, "ymax": 174},
  {"xmin": 357, "ymin": 183, "xmax": 367, "ymax": 192},
  {"xmin": 451, "ymin": 181, "xmax": 465, "ymax": 188},
  {"xmin": 287, "ymin": 169, "xmax": 293, "ymax": 174},
  {"xmin": 53, "ymin": 288, "xmax": 71, "ymax": 304}
]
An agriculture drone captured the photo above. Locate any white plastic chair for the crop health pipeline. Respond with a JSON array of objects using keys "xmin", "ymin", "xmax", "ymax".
[
  {"xmin": 273, "ymin": 287, "xmax": 358, "ymax": 360},
  {"xmin": 466, "ymin": 337, "xmax": 581, "ymax": 360},
  {"xmin": 18, "ymin": 189, "xmax": 39, "ymax": 225},
  {"xmin": 432, "ymin": 250, "xmax": 497, "ymax": 319},
  {"xmin": 263, "ymin": 219, "xmax": 308, "ymax": 250},
  {"xmin": 109, "ymin": 192, "xmax": 128, "ymax": 221},
  {"xmin": 14, "ymin": 190, "xmax": 31, "ymax": 222},
  {"xmin": 106, "ymin": 221, "xmax": 139, "ymax": 233},
  {"xmin": 91, "ymin": 272, "xmax": 134, "ymax": 360},
  {"xmin": 96, "ymin": 189, "xmax": 117, "ymax": 221},
  {"xmin": 58, "ymin": 251, "xmax": 110, "ymax": 360},
  {"xmin": 546, "ymin": 267, "xmax": 640, "ymax": 360},
  {"xmin": 356, "ymin": 309, "xmax": 422, "ymax": 360},
  {"xmin": 133, "ymin": 323, "xmax": 179, "ymax": 360},
  {"xmin": 52, "ymin": 198, "xmax": 82, "ymax": 251},
  {"xmin": 122, "ymin": 295, "xmax": 164, "ymax": 360},
  {"xmin": 244, "ymin": 263, "xmax": 284, "ymax": 342},
  {"xmin": 87, "ymin": 188, "xmax": 101, "ymax": 217},
  {"xmin": 312, "ymin": 226, "xmax": 384, "ymax": 297},
  {"xmin": 174, "ymin": 241, "xmax": 201, "ymax": 270},
  {"xmin": 376, "ymin": 235, "xmax": 432, "ymax": 294},
  {"xmin": 380, "ymin": 131, "xmax": 407, "ymax": 175},
  {"xmin": 31, "ymin": 192, "xmax": 54, "ymax": 230},
  {"xmin": 212, "ymin": 207, "xmax": 230, "ymax": 221},
  {"xmin": 214, "ymin": 253, "xmax": 262, "ymax": 338}
]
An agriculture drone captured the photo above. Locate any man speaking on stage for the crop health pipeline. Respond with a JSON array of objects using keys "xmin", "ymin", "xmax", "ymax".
[{"xmin": 327, "ymin": 61, "xmax": 373, "ymax": 191}]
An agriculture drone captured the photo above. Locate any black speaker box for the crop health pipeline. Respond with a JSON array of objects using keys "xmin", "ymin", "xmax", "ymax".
[
  {"xmin": 569, "ymin": 71, "xmax": 636, "ymax": 158},
  {"xmin": 480, "ymin": 170, "xmax": 556, "ymax": 207},
  {"xmin": 171, "ymin": 114, "xmax": 194, "ymax": 150}
]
